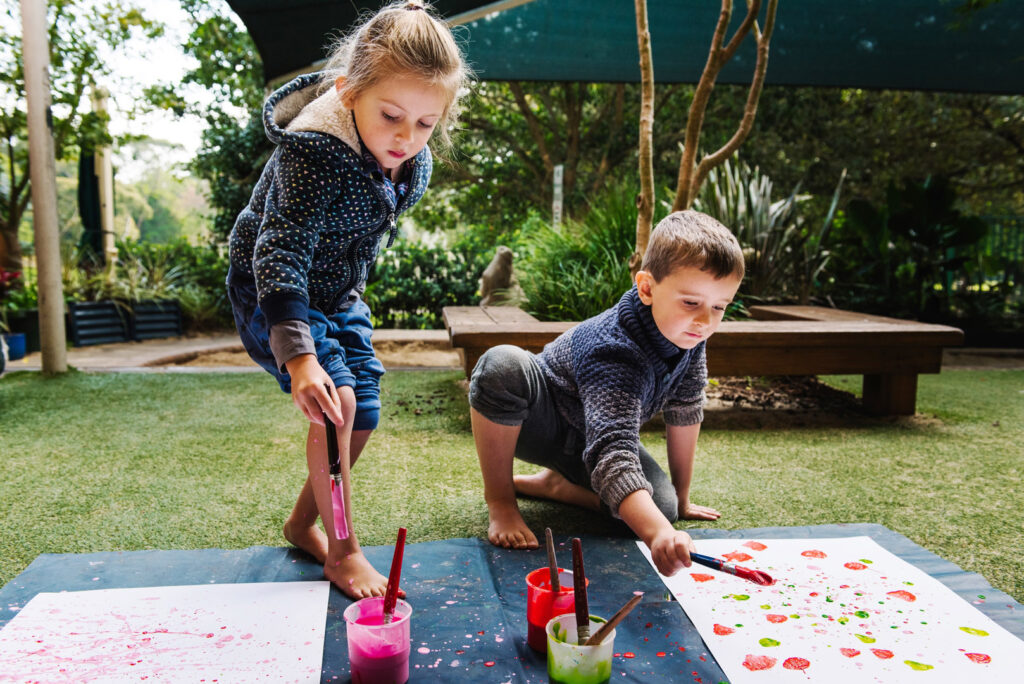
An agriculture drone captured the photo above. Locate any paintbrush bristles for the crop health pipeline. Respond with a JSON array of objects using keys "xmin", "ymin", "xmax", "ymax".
[
  {"xmin": 571, "ymin": 537, "xmax": 589, "ymax": 644},
  {"xmin": 585, "ymin": 593, "xmax": 643, "ymax": 646},
  {"xmin": 545, "ymin": 528, "xmax": 560, "ymax": 592}
]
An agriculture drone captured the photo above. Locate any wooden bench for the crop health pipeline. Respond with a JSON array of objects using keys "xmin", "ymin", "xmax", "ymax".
[{"xmin": 442, "ymin": 304, "xmax": 964, "ymax": 416}]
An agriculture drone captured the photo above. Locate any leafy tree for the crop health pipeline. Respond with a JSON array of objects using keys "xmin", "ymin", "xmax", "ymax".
[
  {"xmin": 0, "ymin": 0, "xmax": 162, "ymax": 270},
  {"xmin": 146, "ymin": 0, "xmax": 267, "ymax": 243}
]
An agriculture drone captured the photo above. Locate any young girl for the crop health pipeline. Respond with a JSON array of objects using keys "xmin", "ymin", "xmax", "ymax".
[{"xmin": 226, "ymin": 1, "xmax": 468, "ymax": 599}]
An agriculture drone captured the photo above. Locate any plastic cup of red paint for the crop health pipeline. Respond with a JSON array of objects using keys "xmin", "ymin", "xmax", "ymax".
[
  {"xmin": 344, "ymin": 596, "xmax": 412, "ymax": 684},
  {"xmin": 526, "ymin": 567, "xmax": 586, "ymax": 652}
]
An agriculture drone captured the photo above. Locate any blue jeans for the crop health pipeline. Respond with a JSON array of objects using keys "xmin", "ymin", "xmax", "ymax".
[{"xmin": 228, "ymin": 279, "xmax": 384, "ymax": 431}]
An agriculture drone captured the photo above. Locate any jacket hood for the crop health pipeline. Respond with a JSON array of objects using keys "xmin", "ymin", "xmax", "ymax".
[{"xmin": 262, "ymin": 73, "xmax": 361, "ymax": 151}]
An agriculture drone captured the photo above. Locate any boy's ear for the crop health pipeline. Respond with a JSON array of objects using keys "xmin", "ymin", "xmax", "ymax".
[{"xmin": 635, "ymin": 270, "xmax": 655, "ymax": 305}]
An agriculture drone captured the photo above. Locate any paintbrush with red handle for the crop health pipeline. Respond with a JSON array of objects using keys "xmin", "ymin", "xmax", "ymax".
[
  {"xmin": 382, "ymin": 527, "xmax": 407, "ymax": 624},
  {"xmin": 691, "ymin": 552, "xmax": 774, "ymax": 585},
  {"xmin": 571, "ymin": 537, "xmax": 589, "ymax": 644},
  {"xmin": 322, "ymin": 410, "xmax": 350, "ymax": 540}
]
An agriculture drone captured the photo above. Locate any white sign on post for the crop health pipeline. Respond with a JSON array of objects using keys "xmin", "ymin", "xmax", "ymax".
[{"xmin": 552, "ymin": 163, "xmax": 564, "ymax": 226}]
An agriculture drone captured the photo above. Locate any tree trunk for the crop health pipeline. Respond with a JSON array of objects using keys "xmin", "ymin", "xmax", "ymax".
[{"xmin": 630, "ymin": 0, "xmax": 656, "ymax": 279}]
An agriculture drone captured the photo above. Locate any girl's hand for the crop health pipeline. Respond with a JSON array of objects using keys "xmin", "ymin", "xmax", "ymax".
[{"xmin": 285, "ymin": 354, "xmax": 343, "ymax": 425}]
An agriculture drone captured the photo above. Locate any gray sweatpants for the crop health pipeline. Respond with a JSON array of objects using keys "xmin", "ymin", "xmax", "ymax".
[{"xmin": 468, "ymin": 345, "xmax": 679, "ymax": 522}]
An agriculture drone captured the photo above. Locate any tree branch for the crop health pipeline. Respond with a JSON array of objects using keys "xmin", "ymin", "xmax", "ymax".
[{"xmin": 509, "ymin": 82, "xmax": 555, "ymax": 176}]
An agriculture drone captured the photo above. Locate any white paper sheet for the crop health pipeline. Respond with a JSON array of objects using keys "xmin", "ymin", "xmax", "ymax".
[
  {"xmin": 0, "ymin": 581, "xmax": 329, "ymax": 683},
  {"xmin": 638, "ymin": 537, "xmax": 1024, "ymax": 682}
]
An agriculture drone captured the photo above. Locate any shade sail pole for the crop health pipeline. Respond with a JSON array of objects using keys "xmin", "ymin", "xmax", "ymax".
[{"xmin": 20, "ymin": 0, "xmax": 67, "ymax": 374}]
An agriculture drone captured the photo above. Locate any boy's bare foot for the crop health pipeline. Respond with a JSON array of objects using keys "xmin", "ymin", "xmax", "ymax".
[
  {"xmin": 487, "ymin": 502, "xmax": 538, "ymax": 549},
  {"xmin": 324, "ymin": 551, "xmax": 392, "ymax": 599},
  {"xmin": 514, "ymin": 468, "xmax": 601, "ymax": 511},
  {"xmin": 283, "ymin": 519, "xmax": 329, "ymax": 564}
]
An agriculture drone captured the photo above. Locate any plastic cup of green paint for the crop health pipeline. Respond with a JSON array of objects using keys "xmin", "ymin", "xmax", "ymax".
[{"xmin": 545, "ymin": 613, "xmax": 614, "ymax": 684}]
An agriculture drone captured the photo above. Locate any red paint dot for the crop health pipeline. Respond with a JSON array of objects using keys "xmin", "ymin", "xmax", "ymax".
[
  {"xmin": 484, "ymin": 661, "xmax": 495, "ymax": 667},
  {"xmin": 801, "ymin": 550, "xmax": 827, "ymax": 558},
  {"xmin": 965, "ymin": 653, "xmax": 991, "ymax": 664},
  {"xmin": 623, "ymin": 652, "xmax": 636, "ymax": 659},
  {"xmin": 723, "ymin": 551, "xmax": 753, "ymax": 562},
  {"xmin": 478, "ymin": 630, "xmax": 485, "ymax": 635},
  {"xmin": 870, "ymin": 649, "xmax": 894, "ymax": 659},
  {"xmin": 886, "ymin": 590, "xmax": 917, "ymax": 602},
  {"xmin": 645, "ymin": 622, "xmax": 653, "ymax": 628},
  {"xmin": 690, "ymin": 573, "xmax": 715, "ymax": 582},
  {"xmin": 713, "ymin": 624, "xmax": 736, "ymax": 635},
  {"xmin": 809, "ymin": 592, "xmax": 819, "ymax": 597},
  {"xmin": 743, "ymin": 541, "xmax": 767, "ymax": 551},
  {"xmin": 840, "ymin": 648, "xmax": 860, "ymax": 658},
  {"xmin": 742, "ymin": 654, "xmax": 777, "ymax": 671},
  {"xmin": 845, "ymin": 562, "xmax": 868, "ymax": 570},
  {"xmin": 656, "ymin": 651, "xmax": 666, "ymax": 657},
  {"xmin": 766, "ymin": 614, "xmax": 788, "ymax": 624},
  {"xmin": 783, "ymin": 657, "xmax": 811, "ymax": 671}
]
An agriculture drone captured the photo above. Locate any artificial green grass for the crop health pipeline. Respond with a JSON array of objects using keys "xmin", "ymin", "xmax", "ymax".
[{"xmin": 1, "ymin": 368, "xmax": 1021, "ymax": 604}]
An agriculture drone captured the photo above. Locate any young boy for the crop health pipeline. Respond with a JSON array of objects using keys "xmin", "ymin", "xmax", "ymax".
[{"xmin": 469, "ymin": 210, "xmax": 744, "ymax": 578}]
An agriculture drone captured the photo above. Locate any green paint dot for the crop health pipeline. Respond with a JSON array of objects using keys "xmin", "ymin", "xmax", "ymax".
[
  {"xmin": 855, "ymin": 634, "xmax": 876, "ymax": 644},
  {"xmin": 825, "ymin": 596, "xmax": 834, "ymax": 603},
  {"xmin": 732, "ymin": 594, "xmax": 750, "ymax": 601},
  {"xmin": 790, "ymin": 614, "xmax": 800, "ymax": 619},
  {"xmin": 860, "ymin": 559, "xmax": 873, "ymax": 564},
  {"xmin": 854, "ymin": 611, "xmax": 869, "ymax": 618},
  {"xmin": 921, "ymin": 621, "xmax": 927, "ymax": 625},
  {"xmin": 760, "ymin": 604, "xmax": 771, "ymax": 610},
  {"xmin": 959, "ymin": 627, "xmax": 989, "ymax": 636},
  {"xmin": 759, "ymin": 638, "xmax": 780, "ymax": 647},
  {"xmin": 904, "ymin": 581, "xmax": 914, "ymax": 586},
  {"xmin": 838, "ymin": 617, "xmax": 849, "ymax": 625},
  {"xmin": 855, "ymin": 592, "xmax": 863, "ymax": 597},
  {"xmin": 904, "ymin": 660, "xmax": 934, "ymax": 671},
  {"xmin": 735, "ymin": 624, "xmax": 744, "ymax": 628},
  {"xmin": 977, "ymin": 594, "xmax": 986, "ymax": 599}
]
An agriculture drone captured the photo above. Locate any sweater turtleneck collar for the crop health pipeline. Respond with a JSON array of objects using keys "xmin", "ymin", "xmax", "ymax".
[{"xmin": 619, "ymin": 286, "xmax": 682, "ymax": 361}]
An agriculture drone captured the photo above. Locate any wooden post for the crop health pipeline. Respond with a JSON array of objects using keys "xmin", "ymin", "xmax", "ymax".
[
  {"xmin": 91, "ymin": 87, "xmax": 117, "ymax": 267},
  {"xmin": 20, "ymin": 0, "xmax": 67, "ymax": 374}
]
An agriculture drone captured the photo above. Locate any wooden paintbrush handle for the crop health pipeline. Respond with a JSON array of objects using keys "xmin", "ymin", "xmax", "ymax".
[
  {"xmin": 571, "ymin": 538, "xmax": 589, "ymax": 643},
  {"xmin": 585, "ymin": 593, "xmax": 643, "ymax": 646},
  {"xmin": 545, "ymin": 528, "xmax": 560, "ymax": 592}
]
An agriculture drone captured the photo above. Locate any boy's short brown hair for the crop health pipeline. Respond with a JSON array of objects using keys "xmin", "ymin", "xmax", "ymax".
[{"xmin": 640, "ymin": 210, "xmax": 745, "ymax": 282}]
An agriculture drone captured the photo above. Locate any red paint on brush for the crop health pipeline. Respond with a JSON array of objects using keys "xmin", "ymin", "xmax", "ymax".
[
  {"xmin": 839, "ymin": 648, "xmax": 860, "ymax": 658},
  {"xmin": 723, "ymin": 551, "xmax": 753, "ymax": 562},
  {"xmin": 783, "ymin": 657, "xmax": 810, "ymax": 671},
  {"xmin": 845, "ymin": 562, "xmax": 868, "ymax": 571},
  {"xmin": 735, "ymin": 566, "xmax": 775, "ymax": 586},
  {"xmin": 713, "ymin": 624, "xmax": 735, "ymax": 636},
  {"xmin": 965, "ymin": 653, "xmax": 991, "ymax": 664},
  {"xmin": 886, "ymin": 590, "xmax": 917, "ymax": 602},
  {"xmin": 742, "ymin": 654, "xmax": 777, "ymax": 671},
  {"xmin": 870, "ymin": 649, "xmax": 894, "ymax": 659},
  {"xmin": 690, "ymin": 573, "xmax": 715, "ymax": 583},
  {"xmin": 743, "ymin": 541, "xmax": 767, "ymax": 551},
  {"xmin": 801, "ymin": 550, "xmax": 826, "ymax": 558},
  {"xmin": 766, "ymin": 614, "xmax": 788, "ymax": 624}
]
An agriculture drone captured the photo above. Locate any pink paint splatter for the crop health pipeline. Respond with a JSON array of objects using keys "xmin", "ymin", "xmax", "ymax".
[
  {"xmin": 766, "ymin": 614, "xmax": 788, "ymax": 624},
  {"xmin": 886, "ymin": 590, "xmax": 917, "ymax": 602},
  {"xmin": 417, "ymin": 647, "xmax": 430, "ymax": 654},
  {"xmin": 622, "ymin": 652, "xmax": 636, "ymax": 659},
  {"xmin": 742, "ymin": 654, "xmax": 777, "ymax": 671},
  {"xmin": 965, "ymin": 653, "xmax": 991, "ymax": 664},
  {"xmin": 743, "ymin": 541, "xmax": 767, "ymax": 551},
  {"xmin": 713, "ymin": 624, "xmax": 735, "ymax": 635},
  {"xmin": 783, "ymin": 657, "xmax": 810, "ymax": 671},
  {"xmin": 723, "ymin": 551, "xmax": 753, "ymax": 562},
  {"xmin": 845, "ymin": 562, "xmax": 868, "ymax": 570},
  {"xmin": 840, "ymin": 648, "xmax": 860, "ymax": 658},
  {"xmin": 870, "ymin": 649, "xmax": 894, "ymax": 659},
  {"xmin": 801, "ymin": 550, "xmax": 826, "ymax": 558},
  {"xmin": 690, "ymin": 573, "xmax": 715, "ymax": 582}
]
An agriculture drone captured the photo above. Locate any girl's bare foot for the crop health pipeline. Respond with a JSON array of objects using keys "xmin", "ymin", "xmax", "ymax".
[
  {"xmin": 514, "ymin": 468, "xmax": 601, "ymax": 510},
  {"xmin": 486, "ymin": 501, "xmax": 538, "ymax": 549},
  {"xmin": 324, "ymin": 551, "xmax": 391, "ymax": 599},
  {"xmin": 283, "ymin": 519, "xmax": 329, "ymax": 564}
]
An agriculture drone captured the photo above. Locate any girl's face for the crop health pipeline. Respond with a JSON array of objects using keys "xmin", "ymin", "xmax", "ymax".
[{"xmin": 339, "ymin": 73, "xmax": 448, "ymax": 175}]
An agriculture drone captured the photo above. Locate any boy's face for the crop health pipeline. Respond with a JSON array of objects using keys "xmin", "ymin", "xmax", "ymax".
[
  {"xmin": 338, "ymin": 73, "xmax": 447, "ymax": 175},
  {"xmin": 635, "ymin": 265, "xmax": 742, "ymax": 350}
]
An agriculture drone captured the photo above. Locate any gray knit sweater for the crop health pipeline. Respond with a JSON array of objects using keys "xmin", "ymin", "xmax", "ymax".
[{"xmin": 535, "ymin": 287, "xmax": 706, "ymax": 515}]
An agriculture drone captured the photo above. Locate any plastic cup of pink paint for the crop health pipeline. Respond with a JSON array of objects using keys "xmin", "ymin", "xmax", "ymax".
[
  {"xmin": 344, "ymin": 596, "xmax": 412, "ymax": 684},
  {"xmin": 526, "ymin": 567, "xmax": 587, "ymax": 652}
]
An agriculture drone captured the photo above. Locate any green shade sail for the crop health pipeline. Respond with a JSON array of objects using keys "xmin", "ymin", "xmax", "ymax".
[{"xmin": 226, "ymin": 0, "xmax": 1023, "ymax": 94}]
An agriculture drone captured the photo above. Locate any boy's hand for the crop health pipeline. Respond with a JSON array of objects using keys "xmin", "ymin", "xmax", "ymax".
[
  {"xmin": 285, "ymin": 354, "xmax": 343, "ymax": 426},
  {"xmin": 649, "ymin": 528, "xmax": 695, "ymax": 577},
  {"xmin": 680, "ymin": 500, "xmax": 721, "ymax": 521}
]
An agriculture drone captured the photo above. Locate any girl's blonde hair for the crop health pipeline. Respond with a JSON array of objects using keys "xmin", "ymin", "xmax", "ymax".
[{"xmin": 321, "ymin": 1, "xmax": 470, "ymax": 152}]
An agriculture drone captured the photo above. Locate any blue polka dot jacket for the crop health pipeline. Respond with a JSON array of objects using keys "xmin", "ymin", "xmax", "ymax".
[{"xmin": 227, "ymin": 73, "xmax": 432, "ymax": 328}]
